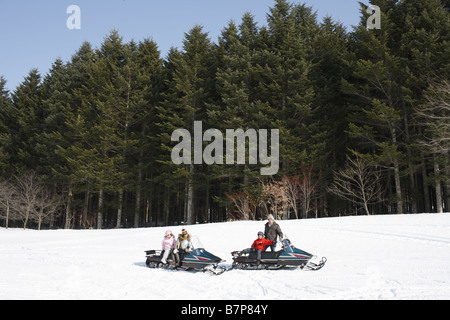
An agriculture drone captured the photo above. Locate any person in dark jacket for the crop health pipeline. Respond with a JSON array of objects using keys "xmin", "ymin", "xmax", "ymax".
[{"xmin": 264, "ymin": 214, "xmax": 283, "ymax": 251}]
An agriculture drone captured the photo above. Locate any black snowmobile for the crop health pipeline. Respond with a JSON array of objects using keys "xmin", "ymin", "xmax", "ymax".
[
  {"xmin": 145, "ymin": 237, "xmax": 226, "ymax": 275},
  {"xmin": 231, "ymin": 238, "xmax": 327, "ymax": 271}
]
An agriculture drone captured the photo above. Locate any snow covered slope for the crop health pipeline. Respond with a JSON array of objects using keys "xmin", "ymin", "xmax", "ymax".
[{"xmin": 1, "ymin": 213, "xmax": 449, "ymax": 300}]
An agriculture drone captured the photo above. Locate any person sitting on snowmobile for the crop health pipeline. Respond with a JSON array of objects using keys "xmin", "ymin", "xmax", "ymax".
[
  {"xmin": 176, "ymin": 228, "xmax": 192, "ymax": 252},
  {"xmin": 161, "ymin": 230, "xmax": 179, "ymax": 265},
  {"xmin": 251, "ymin": 231, "xmax": 273, "ymax": 265},
  {"xmin": 173, "ymin": 228, "xmax": 192, "ymax": 265},
  {"xmin": 264, "ymin": 214, "xmax": 283, "ymax": 252}
]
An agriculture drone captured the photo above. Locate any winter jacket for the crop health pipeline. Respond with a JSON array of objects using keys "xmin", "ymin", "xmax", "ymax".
[
  {"xmin": 176, "ymin": 233, "xmax": 191, "ymax": 250},
  {"xmin": 251, "ymin": 238, "xmax": 273, "ymax": 251},
  {"xmin": 162, "ymin": 236, "xmax": 176, "ymax": 250},
  {"xmin": 264, "ymin": 221, "xmax": 283, "ymax": 241}
]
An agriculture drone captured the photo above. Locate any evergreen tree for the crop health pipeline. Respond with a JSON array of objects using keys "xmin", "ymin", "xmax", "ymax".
[
  {"xmin": 84, "ymin": 30, "xmax": 134, "ymax": 229},
  {"xmin": 51, "ymin": 42, "xmax": 95, "ymax": 228},
  {"xmin": 344, "ymin": 0, "xmax": 407, "ymax": 214},
  {"xmin": 0, "ymin": 76, "xmax": 14, "ymax": 177},
  {"xmin": 309, "ymin": 16, "xmax": 351, "ymax": 217},
  {"xmin": 127, "ymin": 38, "xmax": 163, "ymax": 227},
  {"xmin": 211, "ymin": 15, "xmax": 274, "ymax": 220},
  {"xmin": 262, "ymin": 0, "xmax": 316, "ymax": 174},
  {"xmin": 395, "ymin": 0, "xmax": 450, "ymax": 213},
  {"xmin": 10, "ymin": 69, "xmax": 44, "ymax": 174},
  {"xmin": 157, "ymin": 25, "xmax": 215, "ymax": 225}
]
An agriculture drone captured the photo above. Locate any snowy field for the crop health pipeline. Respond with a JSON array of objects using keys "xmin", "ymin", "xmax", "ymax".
[{"xmin": 1, "ymin": 213, "xmax": 449, "ymax": 300}]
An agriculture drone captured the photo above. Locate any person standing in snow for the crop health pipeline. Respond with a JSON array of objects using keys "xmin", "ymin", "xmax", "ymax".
[
  {"xmin": 264, "ymin": 214, "xmax": 283, "ymax": 252},
  {"xmin": 251, "ymin": 231, "xmax": 273, "ymax": 265},
  {"xmin": 161, "ymin": 230, "xmax": 177, "ymax": 265}
]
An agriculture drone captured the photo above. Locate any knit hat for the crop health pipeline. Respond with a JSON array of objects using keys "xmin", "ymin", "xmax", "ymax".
[{"xmin": 267, "ymin": 214, "xmax": 275, "ymax": 220}]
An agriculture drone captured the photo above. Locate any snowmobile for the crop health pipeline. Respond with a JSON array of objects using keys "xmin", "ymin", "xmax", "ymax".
[
  {"xmin": 231, "ymin": 237, "xmax": 327, "ymax": 271},
  {"xmin": 145, "ymin": 236, "xmax": 226, "ymax": 275}
]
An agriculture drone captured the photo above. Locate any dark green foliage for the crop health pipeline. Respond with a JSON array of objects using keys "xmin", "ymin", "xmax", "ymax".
[{"xmin": 0, "ymin": 0, "xmax": 448, "ymax": 229}]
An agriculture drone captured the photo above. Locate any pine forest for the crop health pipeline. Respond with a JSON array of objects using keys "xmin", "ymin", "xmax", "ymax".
[{"xmin": 0, "ymin": 0, "xmax": 449, "ymax": 230}]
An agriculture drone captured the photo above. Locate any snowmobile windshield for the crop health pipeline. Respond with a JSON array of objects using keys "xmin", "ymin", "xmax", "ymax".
[
  {"xmin": 281, "ymin": 235, "xmax": 295, "ymax": 253},
  {"xmin": 189, "ymin": 236, "xmax": 205, "ymax": 251}
]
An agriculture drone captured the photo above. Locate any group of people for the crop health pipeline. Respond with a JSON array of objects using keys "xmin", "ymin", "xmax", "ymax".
[
  {"xmin": 161, "ymin": 228, "xmax": 191, "ymax": 265},
  {"xmin": 159, "ymin": 214, "xmax": 284, "ymax": 266},
  {"xmin": 251, "ymin": 214, "xmax": 283, "ymax": 264}
]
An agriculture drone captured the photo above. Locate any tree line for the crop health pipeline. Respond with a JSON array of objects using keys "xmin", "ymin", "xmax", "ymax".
[{"xmin": 0, "ymin": 0, "xmax": 449, "ymax": 230}]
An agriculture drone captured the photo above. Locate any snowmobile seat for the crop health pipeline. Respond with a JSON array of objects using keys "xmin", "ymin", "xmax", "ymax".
[{"xmin": 248, "ymin": 251, "xmax": 280, "ymax": 260}]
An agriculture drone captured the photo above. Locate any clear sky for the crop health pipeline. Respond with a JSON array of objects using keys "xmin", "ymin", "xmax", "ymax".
[{"xmin": 0, "ymin": 0, "xmax": 364, "ymax": 92}]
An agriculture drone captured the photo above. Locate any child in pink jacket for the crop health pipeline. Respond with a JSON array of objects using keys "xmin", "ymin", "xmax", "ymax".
[{"xmin": 161, "ymin": 230, "xmax": 176, "ymax": 264}]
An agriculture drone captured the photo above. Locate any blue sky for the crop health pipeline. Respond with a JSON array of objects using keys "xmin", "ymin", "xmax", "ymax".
[{"xmin": 0, "ymin": 0, "xmax": 363, "ymax": 91}]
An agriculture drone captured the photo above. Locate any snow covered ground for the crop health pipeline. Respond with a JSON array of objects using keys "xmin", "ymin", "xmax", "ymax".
[{"xmin": 1, "ymin": 213, "xmax": 449, "ymax": 300}]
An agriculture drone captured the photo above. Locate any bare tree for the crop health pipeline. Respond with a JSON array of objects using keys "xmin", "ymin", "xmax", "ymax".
[
  {"xmin": 29, "ymin": 187, "xmax": 64, "ymax": 230},
  {"xmin": 297, "ymin": 165, "xmax": 320, "ymax": 219},
  {"xmin": 417, "ymin": 79, "xmax": 450, "ymax": 154},
  {"xmin": 328, "ymin": 153, "xmax": 384, "ymax": 215},
  {"xmin": 13, "ymin": 172, "xmax": 40, "ymax": 229},
  {"xmin": 260, "ymin": 179, "xmax": 289, "ymax": 219},
  {"xmin": 416, "ymin": 79, "xmax": 450, "ymax": 213},
  {"xmin": 282, "ymin": 174, "xmax": 301, "ymax": 219},
  {"xmin": 225, "ymin": 191, "xmax": 250, "ymax": 220},
  {"xmin": 0, "ymin": 180, "xmax": 17, "ymax": 228},
  {"xmin": 12, "ymin": 172, "xmax": 63, "ymax": 230}
]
